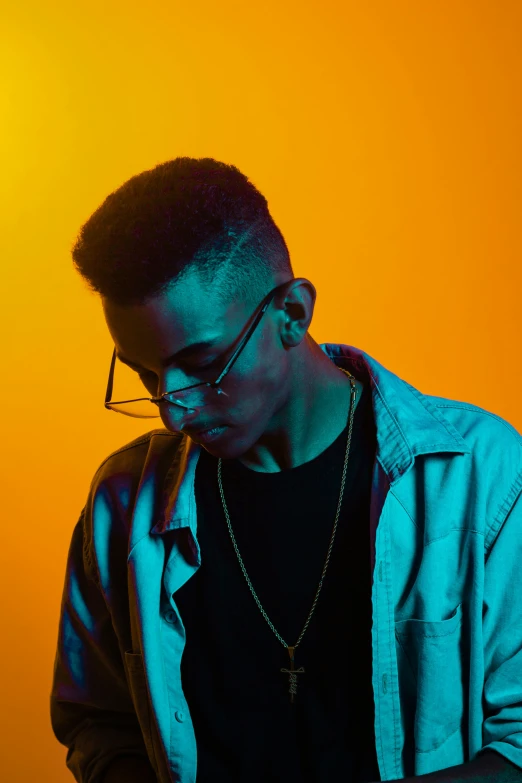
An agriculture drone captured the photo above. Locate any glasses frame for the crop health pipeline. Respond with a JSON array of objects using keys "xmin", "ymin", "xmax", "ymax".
[{"xmin": 104, "ymin": 280, "xmax": 289, "ymax": 417}]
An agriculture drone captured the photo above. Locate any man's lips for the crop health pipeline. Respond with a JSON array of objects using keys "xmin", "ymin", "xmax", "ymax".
[{"xmin": 185, "ymin": 425, "xmax": 224, "ymax": 437}]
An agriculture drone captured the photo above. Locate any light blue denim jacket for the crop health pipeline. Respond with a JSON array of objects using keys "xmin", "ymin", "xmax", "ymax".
[{"xmin": 50, "ymin": 343, "xmax": 522, "ymax": 783}]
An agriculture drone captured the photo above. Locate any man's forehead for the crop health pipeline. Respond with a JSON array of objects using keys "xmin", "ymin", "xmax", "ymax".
[
  {"xmin": 116, "ymin": 337, "xmax": 223, "ymax": 370},
  {"xmin": 104, "ymin": 285, "xmax": 248, "ymax": 370},
  {"xmin": 104, "ymin": 279, "xmax": 240, "ymax": 324}
]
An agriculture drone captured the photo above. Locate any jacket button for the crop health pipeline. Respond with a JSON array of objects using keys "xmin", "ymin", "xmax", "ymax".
[
  {"xmin": 175, "ymin": 710, "xmax": 185, "ymax": 722},
  {"xmin": 165, "ymin": 611, "xmax": 177, "ymax": 624}
]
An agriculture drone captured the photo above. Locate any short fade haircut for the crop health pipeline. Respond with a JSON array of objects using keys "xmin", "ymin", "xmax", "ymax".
[{"xmin": 71, "ymin": 156, "xmax": 294, "ymax": 310}]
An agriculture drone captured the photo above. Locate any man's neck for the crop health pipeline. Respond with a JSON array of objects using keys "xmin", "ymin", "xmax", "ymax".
[{"xmin": 238, "ymin": 348, "xmax": 365, "ymax": 473}]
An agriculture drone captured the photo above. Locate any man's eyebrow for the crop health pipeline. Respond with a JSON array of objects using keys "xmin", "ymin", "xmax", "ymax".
[{"xmin": 116, "ymin": 340, "xmax": 219, "ymax": 370}]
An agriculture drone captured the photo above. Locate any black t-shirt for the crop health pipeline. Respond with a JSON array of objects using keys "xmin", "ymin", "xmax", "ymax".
[{"xmin": 174, "ymin": 381, "xmax": 380, "ymax": 782}]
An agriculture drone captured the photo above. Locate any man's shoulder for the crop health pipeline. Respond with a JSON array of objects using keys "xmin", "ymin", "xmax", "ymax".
[
  {"xmin": 424, "ymin": 392, "xmax": 521, "ymax": 453},
  {"xmin": 98, "ymin": 427, "xmax": 182, "ymax": 469},
  {"xmin": 81, "ymin": 428, "xmax": 186, "ymax": 580},
  {"xmin": 86, "ymin": 427, "xmax": 185, "ymax": 501},
  {"xmin": 418, "ymin": 391, "xmax": 521, "ymax": 525}
]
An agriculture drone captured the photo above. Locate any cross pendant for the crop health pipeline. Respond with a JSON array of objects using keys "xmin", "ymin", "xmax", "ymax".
[{"xmin": 280, "ymin": 646, "xmax": 305, "ymax": 704}]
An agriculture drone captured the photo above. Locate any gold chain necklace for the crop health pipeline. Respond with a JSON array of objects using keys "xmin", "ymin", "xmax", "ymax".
[{"xmin": 217, "ymin": 366, "xmax": 358, "ymax": 704}]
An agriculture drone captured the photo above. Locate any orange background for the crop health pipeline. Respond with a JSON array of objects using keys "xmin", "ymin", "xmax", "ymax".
[{"xmin": 1, "ymin": 1, "xmax": 521, "ymax": 780}]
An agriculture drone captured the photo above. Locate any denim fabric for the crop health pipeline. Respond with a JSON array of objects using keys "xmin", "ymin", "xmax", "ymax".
[{"xmin": 50, "ymin": 343, "xmax": 522, "ymax": 782}]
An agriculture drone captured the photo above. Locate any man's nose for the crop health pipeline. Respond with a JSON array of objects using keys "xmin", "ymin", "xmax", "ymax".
[{"xmin": 158, "ymin": 401, "xmax": 199, "ymax": 433}]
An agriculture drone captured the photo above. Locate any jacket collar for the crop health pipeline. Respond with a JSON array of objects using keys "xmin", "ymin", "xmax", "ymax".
[{"xmin": 152, "ymin": 343, "xmax": 470, "ymax": 535}]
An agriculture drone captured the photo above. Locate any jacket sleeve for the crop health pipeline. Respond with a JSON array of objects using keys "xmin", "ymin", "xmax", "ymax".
[
  {"xmin": 477, "ymin": 471, "xmax": 522, "ymax": 771},
  {"xmin": 50, "ymin": 506, "xmax": 155, "ymax": 783}
]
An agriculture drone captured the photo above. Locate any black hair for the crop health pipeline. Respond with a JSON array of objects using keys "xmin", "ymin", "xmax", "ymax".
[{"xmin": 71, "ymin": 156, "xmax": 294, "ymax": 310}]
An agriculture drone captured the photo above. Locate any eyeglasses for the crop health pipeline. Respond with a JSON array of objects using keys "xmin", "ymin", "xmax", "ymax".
[{"xmin": 104, "ymin": 281, "xmax": 288, "ymax": 418}]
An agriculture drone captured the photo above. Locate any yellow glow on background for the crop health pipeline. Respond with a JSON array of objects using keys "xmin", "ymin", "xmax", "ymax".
[{"xmin": 0, "ymin": 1, "xmax": 520, "ymax": 779}]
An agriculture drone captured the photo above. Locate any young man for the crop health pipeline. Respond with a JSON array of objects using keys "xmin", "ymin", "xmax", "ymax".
[{"xmin": 50, "ymin": 158, "xmax": 522, "ymax": 783}]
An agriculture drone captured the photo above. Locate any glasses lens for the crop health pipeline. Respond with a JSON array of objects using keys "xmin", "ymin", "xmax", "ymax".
[
  {"xmin": 108, "ymin": 357, "xmax": 223, "ymax": 418},
  {"xmin": 107, "ymin": 359, "xmax": 159, "ymax": 417},
  {"xmin": 107, "ymin": 400, "xmax": 161, "ymax": 418}
]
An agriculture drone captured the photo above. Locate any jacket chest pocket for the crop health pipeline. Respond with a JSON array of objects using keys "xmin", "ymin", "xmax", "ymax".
[
  {"xmin": 395, "ymin": 602, "xmax": 466, "ymax": 754},
  {"xmin": 123, "ymin": 650, "xmax": 160, "ymax": 774}
]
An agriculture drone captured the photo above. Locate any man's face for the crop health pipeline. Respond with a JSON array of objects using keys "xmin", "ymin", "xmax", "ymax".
[{"xmin": 101, "ymin": 272, "xmax": 294, "ymax": 458}]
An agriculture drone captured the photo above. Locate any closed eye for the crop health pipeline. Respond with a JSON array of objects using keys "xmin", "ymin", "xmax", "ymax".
[
  {"xmin": 185, "ymin": 357, "xmax": 220, "ymax": 372},
  {"xmin": 138, "ymin": 358, "xmax": 218, "ymax": 378}
]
